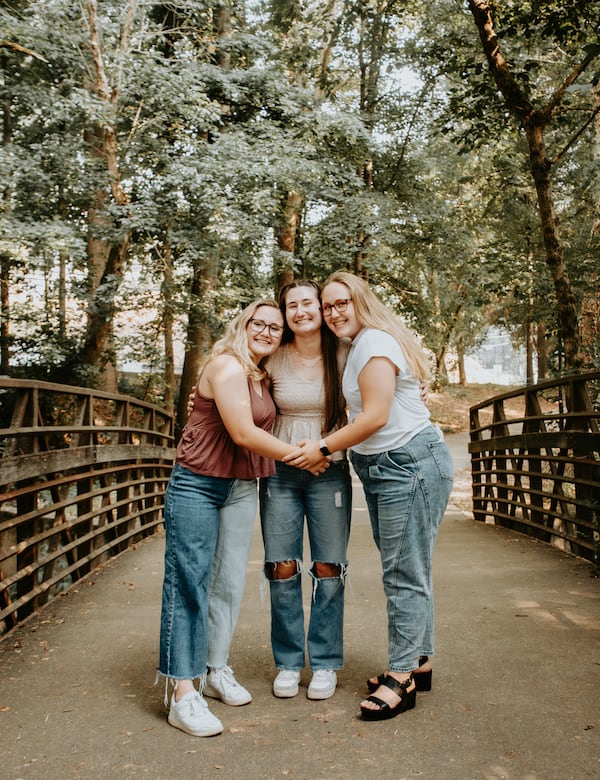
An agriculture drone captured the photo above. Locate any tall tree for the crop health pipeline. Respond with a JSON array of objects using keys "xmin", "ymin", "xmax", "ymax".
[{"xmin": 467, "ymin": 0, "xmax": 600, "ymax": 369}]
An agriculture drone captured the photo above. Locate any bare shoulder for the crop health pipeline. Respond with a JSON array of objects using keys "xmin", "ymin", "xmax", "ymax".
[{"xmin": 208, "ymin": 353, "xmax": 246, "ymax": 382}]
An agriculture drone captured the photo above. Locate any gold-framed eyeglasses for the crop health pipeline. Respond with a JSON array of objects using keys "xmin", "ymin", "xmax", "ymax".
[
  {"xmin": 322, "ymin": 298, "xmax": 352, "ymax": 317},
  {"xmin": 249, "ymin": 319, "xmax": 284, "ymax": 337}
]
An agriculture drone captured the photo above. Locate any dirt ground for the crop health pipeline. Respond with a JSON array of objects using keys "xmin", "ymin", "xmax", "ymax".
[{"xmin": 427, "ymin": 382, "xmax": 521, "ymax": 434}]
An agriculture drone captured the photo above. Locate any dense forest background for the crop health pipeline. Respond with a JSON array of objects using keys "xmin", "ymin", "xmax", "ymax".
[{"xmin": 1, "ymin": 0, "xmax": 599, "ymax": 431}]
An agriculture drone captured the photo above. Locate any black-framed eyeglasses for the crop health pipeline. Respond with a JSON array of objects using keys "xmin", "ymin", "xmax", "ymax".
[
  {"xmin": 322, "ymin": 298, "xmax": 352, "ymax": 317},
  {"xmin": 249, "ymin": 318, "xmax": 284, "ymax": 337}
]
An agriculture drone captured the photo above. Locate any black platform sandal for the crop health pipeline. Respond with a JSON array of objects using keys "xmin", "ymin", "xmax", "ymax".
[
  {"xmin": 367, "ymin": 656, "xmax": 432, "ymax": 693},
  {"xmin": 360, "ymin": 674, "xmax": 416, "ymax": 721}
]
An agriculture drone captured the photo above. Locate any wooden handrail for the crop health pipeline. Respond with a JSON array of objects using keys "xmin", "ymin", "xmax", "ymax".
[
  {"xmin": 469, "ymin": 371, "xmax": 600, "ymax": 567},
  {"xmin": 0, "ymin": 379, "xmax": 175, "ymax": 638}
]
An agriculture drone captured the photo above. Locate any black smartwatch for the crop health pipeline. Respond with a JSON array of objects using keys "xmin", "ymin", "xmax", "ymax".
[{"xmin": 319, "ymin": 438, "xmax": 331, "ymax": 456}]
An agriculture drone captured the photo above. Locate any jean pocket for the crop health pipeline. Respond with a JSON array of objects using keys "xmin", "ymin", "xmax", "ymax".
[{"xmin": 427, "ymin": 440, "xmax": 454, "ymax": 481}]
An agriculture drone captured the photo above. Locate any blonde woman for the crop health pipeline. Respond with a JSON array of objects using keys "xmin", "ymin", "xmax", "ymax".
[
  {"xmin": 157, "ymin": 299, "xmax": 328, "ymax": 737},
  {"xmin": 284, "ymin": 271, "xmax": 453, "ymax": 722}
]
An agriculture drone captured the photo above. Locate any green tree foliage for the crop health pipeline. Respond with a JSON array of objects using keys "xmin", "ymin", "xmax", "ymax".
[{"xmin": 0, "ymin": 0, "xmax": 598, "ymax": 409}]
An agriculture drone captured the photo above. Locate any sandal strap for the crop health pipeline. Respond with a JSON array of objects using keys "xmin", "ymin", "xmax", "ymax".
[
  {"xmin": 364, "ymin": 694, "xmax": 390, "ymax": 711},
  {"xmin": 381, "ymin": 674, "xmax": 413, "ymax": 696}
]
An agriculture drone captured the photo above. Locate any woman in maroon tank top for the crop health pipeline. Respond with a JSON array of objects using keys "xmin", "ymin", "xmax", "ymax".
[{"xmin": 157, "ymin": 299, "xmax": 329, "ymax": 738}]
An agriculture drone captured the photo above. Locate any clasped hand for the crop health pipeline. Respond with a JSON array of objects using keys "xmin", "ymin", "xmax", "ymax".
[{"xmin": 284, "ymin": 440, "xmax": 328, "ymax": 475}]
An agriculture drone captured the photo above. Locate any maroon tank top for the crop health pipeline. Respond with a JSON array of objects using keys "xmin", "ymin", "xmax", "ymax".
[{"xmin": 175, "ymin": 378, "xmax": 276, "ymax": 479}]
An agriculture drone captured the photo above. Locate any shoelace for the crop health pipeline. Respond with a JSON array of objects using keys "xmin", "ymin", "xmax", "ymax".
[
  {"xmin": 214, "ymin": 666, "xmax": 240, "ymax": 688},
  {"xmin": 179, "ymin": 691, "xmax": 207, "ymax": 714}
]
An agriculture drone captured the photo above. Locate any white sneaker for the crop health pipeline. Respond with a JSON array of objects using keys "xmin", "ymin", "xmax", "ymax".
[
  {"xmin": 168, "ymin": 690, "xmax": 223, "ymax": 737},
  {"xmin": 307, "ymin": 669, "xmax": 337, "ymax": 700},
  {"xmin": 204, "ymin": 666, "xmax": 252, "ymax": 706},
  {"xmin": 273, "ymin": 669, "xmax": 301, "ymax": 698}
]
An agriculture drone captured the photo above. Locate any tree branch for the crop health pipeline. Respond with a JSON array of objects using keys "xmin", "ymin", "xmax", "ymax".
[
  {"xmin": 0, "ymin": 40, "xmax": 48, "ymax": 62},
  {"xmin": 550, "ymin": 103, "xmax": 600, "ymax": 166},
  {"xmin": 85, "ymin": 0, "xmax": 111, "ymax": 101},
  {"xmin": 545, "ymin": 47, "xmax": 600, "ymax": 119},
  {"xmin": 467, "ymin": 0, "xmax": 533, "ymax": 121},
  {"xmin": 115, "ymin": 0, "xmax": 139, "ymax": 98}
]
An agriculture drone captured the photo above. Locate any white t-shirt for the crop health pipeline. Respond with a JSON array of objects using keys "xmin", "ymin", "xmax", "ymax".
[{"xmin": 343, "ymin": 328, "xmax": 431, "ymax": 455}]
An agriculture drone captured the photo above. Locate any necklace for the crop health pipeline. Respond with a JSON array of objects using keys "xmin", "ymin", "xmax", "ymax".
[{"xmin": 293, "ymin": 346, "xmax": 322, "ymax": 365}]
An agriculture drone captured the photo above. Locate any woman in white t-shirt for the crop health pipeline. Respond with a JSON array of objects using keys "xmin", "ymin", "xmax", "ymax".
[{"xmin": 284, "ymin": 270, "xmax": 453, "ymax": 722}]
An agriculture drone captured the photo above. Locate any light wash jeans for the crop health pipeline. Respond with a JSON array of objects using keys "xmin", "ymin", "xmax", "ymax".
[
  {"xmin": 259, "ymin": 460, "xmax": 352, "ymax": 671},
  {"xmin": 158, "ymin": 463, "xmax": 257, "ymax": 680},
  {"xmin": 350, "ymin": 425, "xmax": 453, "ymax": 673}
]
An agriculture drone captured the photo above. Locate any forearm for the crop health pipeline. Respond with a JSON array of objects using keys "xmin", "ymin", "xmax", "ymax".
[
  {"xmin": 321, "ymin": 410, "xmax": 386, "ymax": 455},
  {"xmin": 232, "ymin": 426, "xmax": 297, "ymax": 461}
]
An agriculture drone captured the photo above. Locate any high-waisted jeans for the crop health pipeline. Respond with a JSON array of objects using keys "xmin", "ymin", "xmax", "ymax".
[
  {"xmin": 350, "ymin": 425, "xmax": 453, "ymax": 673},
  {"xmin": 260, "ymin": 460, "xmax": 352, "ymax": 671},
  {"xmin": 158, "ymin": 463, "xmax": 257, "ymax": 680}
]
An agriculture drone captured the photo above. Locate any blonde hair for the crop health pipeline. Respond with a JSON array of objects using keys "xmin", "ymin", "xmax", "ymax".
[
  {"xmin": 209, "ymin": 299, "xmax": 282, "ymax": 381},
  {"xmin": 323, "ymin": 270, "xmax": 430, "ymax": 383}
]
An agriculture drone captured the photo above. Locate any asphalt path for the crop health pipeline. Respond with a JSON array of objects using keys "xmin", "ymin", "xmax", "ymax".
[{"xmin": 1, "ymin": 433, "xmax": 598, "ymax": 780}]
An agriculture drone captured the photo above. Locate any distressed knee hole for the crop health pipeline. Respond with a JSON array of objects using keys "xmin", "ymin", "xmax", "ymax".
[
  {"xmin": 268, "ymin": 560, "xmax": 298, "ymax": 580},
  {"xmin": 312, "ymin": 562, "xmax": 343, "ymax": 578}
]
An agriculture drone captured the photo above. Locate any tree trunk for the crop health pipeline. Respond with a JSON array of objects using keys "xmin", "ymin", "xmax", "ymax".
[
  {"xmin": 78, "ymin": 237, "xmax": 130, "ymax": 390},
  {"xmin": 592, "ymin": 74, "xmax": 600, "ymax": 238},
  {"xmin": 174, "ymin": 1, "xmax": 238, "ymax": 434},
  {"xmin": 0, "ymin": 253, "xmax": 9, "ymax": 375},
  {"xmin": 78, "ymin": 1, "xmax": 136, "ymax": 391},
  {"xmin": 456, "ymin": 335, "xmax": 467, "ymax": 386},
  {"xmin": 525, "ymin": 319, "xmax": 535, "ymax": 384},
  {"xmin": 524, "ymin": 119, "xmax": 581, "ymax": 369},
  {"xmin": 275, "ymin": 190, "xmax": 303, "ymax": 289},
  {"xmin": 161, "ymin": 233, "xmax": 175, "ymax": 413},
  {"xmin": 468, "ymin": 0, "xmax": 583, "ymax": 370},
  {"xmin": 1, "ymin": 81, "xmax": 11, "ymax": 374},
  {"xmin": 536, "ymin": 321, "xmax": 547, "ymax": 380},
  {"xmin": 434, "ymin": 348, "xmax": 448, "ymax": 389}
]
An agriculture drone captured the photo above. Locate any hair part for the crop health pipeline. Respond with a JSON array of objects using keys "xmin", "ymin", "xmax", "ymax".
[
  {"xmin": 323, "ymin": 270, "xmax": 430, "ymax": 383},
  {"xmin": 278, "ymin": 279, "xmax": 346, "ymax": 433}
]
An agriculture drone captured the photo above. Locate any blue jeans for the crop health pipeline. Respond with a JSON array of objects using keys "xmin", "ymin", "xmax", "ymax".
[
  {"xmin": 158, "ymin": 463, "xmax": 257, "ymax": 680},
  {"xmin": 259, "ymin": 460, "xmax": 352, "ymax": 671},
  {"xmin": 350, "ymin": 426, "xmax": 453, "ymax": 673}
]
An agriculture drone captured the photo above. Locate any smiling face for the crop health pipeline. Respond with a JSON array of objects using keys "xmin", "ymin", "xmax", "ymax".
[
  {"xmin": 321, "ymin": 281, "xmax": 361, "ymax": 340},
  {"xmin": 283, "ymin": 285, "xmax": 323, "ymax": 337},
  {"xmin": 246, "ymin": 305, "xmax": 284, "ymax": 362}
]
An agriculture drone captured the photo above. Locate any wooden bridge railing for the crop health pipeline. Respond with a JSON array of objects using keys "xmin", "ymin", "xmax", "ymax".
[
  {"xmin": 0, "ymin": 379, "xmax": 175, "ymax": 637},
  {"xmin": 469, "ymin": 371, "xmax": 600, "ymax": 567}
]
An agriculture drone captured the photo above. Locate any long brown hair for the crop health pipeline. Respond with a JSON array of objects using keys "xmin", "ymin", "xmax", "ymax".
[
  {"xmin": 323, "ymin": 270, "xmax": 430, "ymax": 383},
  {"xmin": 278, "ymin": 279, "xmax": 346, "ymax": 433}
]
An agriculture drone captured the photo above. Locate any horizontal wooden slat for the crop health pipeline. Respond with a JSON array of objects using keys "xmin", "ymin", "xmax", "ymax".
[
  {"xmin": 0, "ymin": 379, "xmax": 174, "ymax": 637},
  {"xmin": 469, "ymin": 371, "xmax": 600, "ymax": 567}
]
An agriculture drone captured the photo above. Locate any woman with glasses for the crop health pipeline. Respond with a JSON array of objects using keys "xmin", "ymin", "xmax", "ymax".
[
  {"xmin": 157, "ymin": 299, "xmax": 329, "ymax": 737},
  {"xmin": 284, "ymin": 271, "xmax": 453, "ymax": 722},
  {"xmin": 259, "ymin": 280, "xmax": 352, "ymax": 701}
]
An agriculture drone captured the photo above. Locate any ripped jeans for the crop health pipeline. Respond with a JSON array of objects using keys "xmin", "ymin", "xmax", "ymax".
[{"xmin": 259, "ymin": 460, "xmax": 351, "ymax": 671}]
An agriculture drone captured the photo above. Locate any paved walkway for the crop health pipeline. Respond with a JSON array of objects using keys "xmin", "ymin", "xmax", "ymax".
[{"xmin": 1, "ymin": 435, "xmax": 598, "ymax": 780}]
